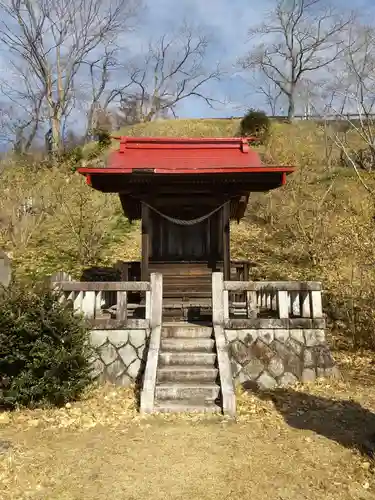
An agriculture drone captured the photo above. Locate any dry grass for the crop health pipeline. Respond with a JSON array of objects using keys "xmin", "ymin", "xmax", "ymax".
[
  {"xmin": 1, "ymin": 352, "xmax": 374, "ymax": 500},
  {"xmin": 116, "ymin": 117, "xmax": 241, "ymax": 138}
]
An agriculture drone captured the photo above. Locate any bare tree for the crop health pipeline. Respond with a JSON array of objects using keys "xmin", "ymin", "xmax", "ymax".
[
  {"xmin": 239, "ymin": 0, "xmax": 353, "ymax": 120},
  {"xmin": 80, "ymin": 45, "xmax": 139, "ymax": 140},
  {"xmin": 320, "ymin": 24, "xmax": 375, "ymax": 178},
  {"xmin": 121, "ymin": 24, "xmax": 223, "ymax": 122},
  {"xmin": 256, "ymin": 80, "xmax": 283, "ymax": 116},
  {"xmin": 242, "ymin": 73, "xmax": 284, "ymax": 116},
  {"xmin": 0, "ymin": 103, "xmax": 43, "ymax": 154},
  {"xmin": 322, "ymin": 24, "xmax": 375, "ymax": 119},
  {"xmin": 343, "ymin": 25, "xmax": 375, "ymax": 122},
  {"xmin": 294, "ymin": 77, "xmax": 327, "ymax": 118},
  {"xmin": 320, "ymin": 67, "xmax": 351, "ymax": 116},
  {"xmin": 0, "ymin": 0, "xmax": 140, "ymax": 153},
  {"xmin": 0, "ymin": 63, "xmax": 47, "ymax": 152},
  {"xmin": 113, "ymin": 92, "xmax": 172, "ymax": 127}
]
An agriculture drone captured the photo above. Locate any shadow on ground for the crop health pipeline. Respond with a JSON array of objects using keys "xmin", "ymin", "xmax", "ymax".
[{"xmin": 247, "ymin": 385, "xmax": 375, "ymax": 458}]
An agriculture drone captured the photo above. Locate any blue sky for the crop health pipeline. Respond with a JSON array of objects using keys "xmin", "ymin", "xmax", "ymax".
[
  {"xmin": 130, "ymin": 0, "xmax": 375, "ymax": 118},
  {"xmin": 0, "ymin": 0, "xmax": 262, "ymax": 131},
  {"xmin": 1, "ymin": 0, "xmax": 375, "ymax": 142},
  {"xmin": 131, "ymin": 0, "xmax": 269, "ymax": 118}
]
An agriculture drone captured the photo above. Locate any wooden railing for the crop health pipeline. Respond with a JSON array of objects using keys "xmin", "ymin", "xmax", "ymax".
[
  {"xmin": 52, "ymin": 274, "xmax": 163, "ymax": 329},
  {"xmin": 213, "ymin": 273, "xmax": 324, "ymax": 328},
  {"xmin": 224, "ymin": 280, "xmax": 323, "ymax": 320}
]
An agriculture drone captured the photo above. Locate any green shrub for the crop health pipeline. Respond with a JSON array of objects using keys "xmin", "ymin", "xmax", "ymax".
[
  {"xmin": 59, "ymin": 146, "xmax": 84, "ymax": 173},
  {"xmin": 0, "ymin": 281, "xmax": 94, "ymax": 410},
  {"xmin": 93, "ymin": 128, "xmax": 112, "ymax": 149},
  {"xmin": 239, "ymin": 109, "xmax": 270, "ymax": 143}
]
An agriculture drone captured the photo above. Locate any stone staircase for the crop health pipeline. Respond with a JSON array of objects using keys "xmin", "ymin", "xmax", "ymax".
[{"xmin": 153, "ymin": 322, "xmax": 222, "ymax": 413}]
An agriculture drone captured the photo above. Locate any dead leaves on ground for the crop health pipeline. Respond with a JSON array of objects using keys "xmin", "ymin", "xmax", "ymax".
[
  {"xmin": 0, "ymin": 354, "xmax": 374, "ymax": 472},
  {"xmin": 0, "ymin": 375, "xmax": 374, "ymax": 498},
  {"xmin": 0, "ymin": 385, "xmax": 139, "ymax": 433},
  {"xmin": 0, "ymin": 376, "xmax": 373, "ymax": 433}
]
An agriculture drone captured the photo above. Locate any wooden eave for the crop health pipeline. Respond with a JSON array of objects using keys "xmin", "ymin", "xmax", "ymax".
[{"xmin": 77, "ymin": 136, "xmax": 294, "ymax": 221}]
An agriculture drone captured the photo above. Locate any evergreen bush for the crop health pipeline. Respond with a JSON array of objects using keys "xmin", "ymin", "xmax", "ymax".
[
  {"xmin": 239, "ymin": 109, "xmax": 271, "ymax": 143},
  {"xmin": 94, "ymin": 128, "xmax": 112, "ymax": 149},
  {"xmin": 0, "ymin": 281, "xmax": 94, "ymax": 410}
]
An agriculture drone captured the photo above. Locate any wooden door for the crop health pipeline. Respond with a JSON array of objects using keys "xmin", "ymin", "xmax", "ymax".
[{"xmin": 150, "ymin": 211, "xmax": 222, "ymax": 262}]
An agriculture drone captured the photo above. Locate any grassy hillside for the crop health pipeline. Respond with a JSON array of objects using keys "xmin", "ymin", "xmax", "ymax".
[
  {"xmin": 116, "ymin": 118, "xmax": 241, "ymax": 137},
  {"xmin": 1, "ymin": 118, "xmax": 375, "ymax": 349}
]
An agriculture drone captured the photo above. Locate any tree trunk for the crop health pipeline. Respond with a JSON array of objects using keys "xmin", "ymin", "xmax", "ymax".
[
  {"xmin": 85, "ymin": 105, "xmax": 95, "ymax": 143},
  {"xmin": 46, "ymin": 81, "xmax": 62, "ymax": 154},
  {"xmin": 50, "ymin": 113, "xmax": 62, "ymax": 153},
  {"xmin": 24, "ymin": 121, "xmax": 40, "ymax": 152},
  {"xmin": 287, "ymin": 93, "xmax": 295, "ymax": 121}
]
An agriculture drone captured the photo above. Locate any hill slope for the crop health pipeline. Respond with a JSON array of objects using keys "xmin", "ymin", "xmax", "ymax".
[{"xmin": 116, "ymin": 118, "xmax": 241, "ymax": 138}]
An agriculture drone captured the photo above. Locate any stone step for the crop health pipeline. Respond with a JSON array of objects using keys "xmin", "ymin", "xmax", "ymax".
[
  {"xmin": 163, "ymin": 277, "xmax": 212, "ymax": 283},
  {"xmin": 155, "ymin": 383, "xmax": 220, "ymax": 401},
  {"xmin": 162, "ymin": 323, "xmax": 213, "ymax": 338},
  {"xmin": 163, "ymin": 283, "xmax": 211, "ymax": 289},
  {"xmin": 162, "ymin": 299, "xmax": 212, "ymax": 308},
  {"xmin": 161, "ymin": 337, "xmax": 215, "ymax": 352},
  {"xmin": 162, "ymin": 313, "xmax": 213, "ymax": 323},
  {"xmin": 157, "ymin": 366, "xmax": 219, "ymax": 383},
  {"xmin": 153, "ymin": 401, "xmax": 222, "ymax": 414},
  {"xmin": 159, "ymin": 351, "xmax": 217, "ymax": 366},
  {"xmin": 163, "ymin": 291, "xmax": 211, "ymax": 299}
]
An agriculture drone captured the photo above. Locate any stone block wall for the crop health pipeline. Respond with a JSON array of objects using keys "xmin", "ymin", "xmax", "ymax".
[
  {"xmin": 226, "ymin": 328, "xmax": 340, "ymax": 390},
  {"xmin": 90, "ymin": 329, "xmax": 150, "ymax": 386}
]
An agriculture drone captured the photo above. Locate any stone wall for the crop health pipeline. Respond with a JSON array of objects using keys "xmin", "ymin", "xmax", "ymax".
[
  {"xmin": 226, "ymin": 328, "xmax": 340, "ymax": 390},
  {"xmin": 90, "ymin": 329, "xmax": 150, "ymax": 386}
]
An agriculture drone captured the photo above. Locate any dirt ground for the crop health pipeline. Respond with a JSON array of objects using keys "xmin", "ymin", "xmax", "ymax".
[{"xmin": 1, "ymin": 351, "xmax": 375, "ymax": 500}]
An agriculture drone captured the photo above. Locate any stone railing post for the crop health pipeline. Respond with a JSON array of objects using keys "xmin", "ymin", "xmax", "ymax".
[
  {"xmin": 149, "ymin": 272, "xmax": 163, "ymax": 329},
  {"xmin": 212, "ymin": 271, "xmax": 236, "ymax": 417},
  {"xmin": 301, "ymin": 291, "xmax": 311, "ymax": 317},
  {"xmin": 310, "ymin": 290, "xmax": 323, "ymax": 318},
  {"xmin": 140, "ymin": 272, "xmax": 163, "ymax": 414},
  {"xmin": 212, "ymin": 272, "xmax": 225, "ymax": 325},
  {"xmin": 276, "ymin": 290, "xmax": 289, "ymax": 319}
]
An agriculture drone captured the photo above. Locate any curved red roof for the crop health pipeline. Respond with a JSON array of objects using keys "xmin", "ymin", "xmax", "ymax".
[
  {"xmin": 78, "ymin": 136, "xmax": 294, "ymax": 176},
  {"xmin": 78, "ymin": 136, "xmax": 295, "ymax": 220}
]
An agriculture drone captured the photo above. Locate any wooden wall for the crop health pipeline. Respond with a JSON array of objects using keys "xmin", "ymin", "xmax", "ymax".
[{"xmin": 149, "ymin": 210, "xmax": 223, "ymax": 263}]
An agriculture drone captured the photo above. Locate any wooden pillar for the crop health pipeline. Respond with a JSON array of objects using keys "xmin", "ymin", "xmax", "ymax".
[
  {"xmin": 119, "ymin": 262, "xmax": 129, "ymax": 281},
  {"xmin": 141, "ymin": 203, "xmax": 150, "ymax": 281},
  {"xmin": 222, "ymin": 201, "xmax": 230, "ymax": 281},
  {"xmin": 208, "ymin": 212, "xmax": 217, "ymax": 269},
  {"xmin": 243, "ymin": 261, "xmax": 249, "ymax": 281}
]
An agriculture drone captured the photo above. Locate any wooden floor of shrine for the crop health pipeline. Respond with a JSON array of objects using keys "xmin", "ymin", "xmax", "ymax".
[
  {"xmin": 151, "ymin": 261, "xmax": 253, "ymax": 320},
  {"xmin": 149, "ymin": 262, "xmax": 213, "ymax": 321},
  {"xmin": 82, "ymin": 260, "xmax": 253, "ymax": 322}
]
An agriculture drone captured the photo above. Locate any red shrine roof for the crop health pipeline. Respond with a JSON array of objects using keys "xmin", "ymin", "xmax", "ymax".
[
  {"xmin": 78, "ymin": 136, "xmax": 294, "ymax": 178},
  {"xmin": 78, "ymin": 136, "xmax": 295, "ymax": 220}
]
